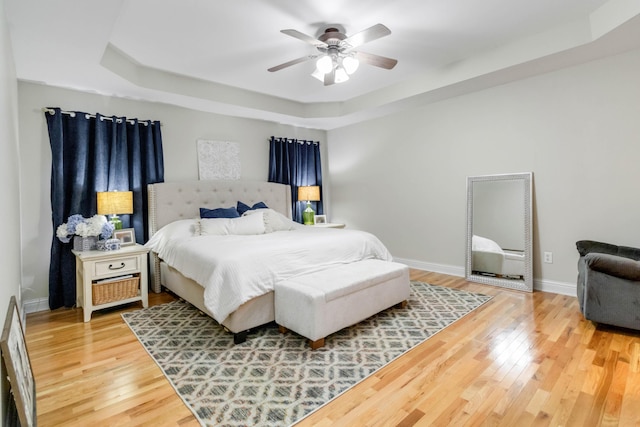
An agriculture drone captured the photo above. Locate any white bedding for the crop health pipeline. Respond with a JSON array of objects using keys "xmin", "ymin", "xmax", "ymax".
[{"xmin": 146, "ymin": 218, "xmax": 392, "ymax": 323}]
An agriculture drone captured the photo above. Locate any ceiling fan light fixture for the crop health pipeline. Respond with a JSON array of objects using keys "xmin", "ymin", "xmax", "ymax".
[
  {"xmin": 334, "ymin": 66, "xmax": 349, "ymax": 83},
  {"xmin": 311, "ymin": 66, "xmax": 325, "ymax": 82},
  {"xmin": 270, "ymin": 24, "xmax": 396, "ymax": 86},
  {"xmin": 342, "ymin": 56, "xmax": 359, "ymax": 75},
  {"xmin": 316, "ymin": 55, "xmax": 333, "ymax": 74}
]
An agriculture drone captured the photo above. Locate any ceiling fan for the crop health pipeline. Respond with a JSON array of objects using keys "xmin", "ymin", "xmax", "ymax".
[{"xmin": 268, "ymin": 23, "xmax": 398, "ymax": 86}]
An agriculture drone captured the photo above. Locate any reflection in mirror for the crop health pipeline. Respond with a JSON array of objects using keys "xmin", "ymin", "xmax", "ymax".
[{"xmin": 465, "ymin": 172, "xmax": 533, "ymax": 292}]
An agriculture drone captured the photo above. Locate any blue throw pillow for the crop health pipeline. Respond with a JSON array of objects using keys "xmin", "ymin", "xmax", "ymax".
[
  {"xmin": 200, "ymin": 206, "xmax": 240, "ymax": 218},
  {"xmin": 237, "ymin": 201, "xmax": 269, "ymax": 216}
]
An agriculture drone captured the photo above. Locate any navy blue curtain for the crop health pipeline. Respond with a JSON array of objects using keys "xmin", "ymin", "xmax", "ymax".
[
  {"xmin": 268, "ymin": 136, "xmax": 323, "ymax": 222},
  {"xmin": 45, "ymin": 108, "xmax": 164, "ymax": 309}
]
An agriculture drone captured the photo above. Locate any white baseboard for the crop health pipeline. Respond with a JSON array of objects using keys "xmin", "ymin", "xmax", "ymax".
[
  {"xmin": 23, "ymin": 297, "xmax": 49, "ymax": 314},
  {"xmin": 22, "ymin": 260, "xmax": 577, "ymax": 313},
  {"xmin": 394, "ymin": 257, "xmax": 576, "ymax": 297},
  {"xmin": 533, "ymin": 278, "xmax": 576, "ymax": 297},
  {"xmin": 394, "ymin": 257, "xmax": 465, "ymax": 278}
]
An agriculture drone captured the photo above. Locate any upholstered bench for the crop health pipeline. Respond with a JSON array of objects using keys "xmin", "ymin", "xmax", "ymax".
[{"xmin": 274, "ymin": 259, "xmax": 410, "ymax": 349}]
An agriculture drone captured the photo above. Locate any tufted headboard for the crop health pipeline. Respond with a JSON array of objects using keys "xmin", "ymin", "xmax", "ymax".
[
  {"xmin": 148, "ymin": 179, "xmax": 292, "ymax": 235},
  {"xmin": 146, "ymin": 179, "xmax": 292, "ymax": 292}
]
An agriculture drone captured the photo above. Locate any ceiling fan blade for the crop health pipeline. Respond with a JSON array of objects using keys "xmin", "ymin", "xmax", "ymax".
[
  {"xmin": 355, "ymin": 51, "xmax": 398, "ymax": 70},
  {"xmin": 268, "ymin": 55, "xmax": 316, "ymax": 72},
  {"xmin": 280, "ymin": 29, "xmax": 327, "ymax": 48},
  {"xmin": 344, "ymin": 23, "xmax": 391, "ymax": 48},
  {"xmin": 324, "ymin": 70, "xmax": 336, "ymax": 86}
]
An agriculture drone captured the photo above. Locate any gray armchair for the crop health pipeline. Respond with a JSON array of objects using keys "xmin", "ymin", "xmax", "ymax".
[{"xmin": 576, "ymin": 240, "xmax": 640, "ymax": 330}]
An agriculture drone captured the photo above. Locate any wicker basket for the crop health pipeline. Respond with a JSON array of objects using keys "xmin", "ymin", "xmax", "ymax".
[{"xmin": 92, "ymin": 276, "xmax": 139, "ymax": 305}]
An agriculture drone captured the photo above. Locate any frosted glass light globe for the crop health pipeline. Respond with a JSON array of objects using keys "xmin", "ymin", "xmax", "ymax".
[
  {"xmin": 316, "ymin": 55, "xmax": 333, "ymax": 74},
  {"xmin": 343, "ymin": 56, "xmax": 360, "ymax": 74}
]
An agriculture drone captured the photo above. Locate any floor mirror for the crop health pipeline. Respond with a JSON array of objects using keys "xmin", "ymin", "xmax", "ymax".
[{"xmin": 465, "ymin": 172, "xmax": 533, "ymax": 292}]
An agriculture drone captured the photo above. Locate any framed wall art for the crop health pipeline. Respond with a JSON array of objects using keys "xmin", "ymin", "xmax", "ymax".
[
  {"xmin": 1, "ymin": 296, "xmax": 36, "ymax": 427},
  {"xmin": 197, "ymin": 139, "xmax": 241, "ymax": 180}
]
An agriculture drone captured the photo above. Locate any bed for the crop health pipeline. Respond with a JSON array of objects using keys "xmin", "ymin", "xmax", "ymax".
[
  {"xmin": 471, "ymin": 234, "xmax": 524, "ymax": 279},
  {"xmin": 146, "ymin": 179, "xmax": 393, "ymax": 342}
]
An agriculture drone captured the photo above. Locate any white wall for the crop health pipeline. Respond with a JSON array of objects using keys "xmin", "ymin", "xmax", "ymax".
[
  {"xmin": 0, "ymin": 0, "xmax": 23, "ymax": 422},
  {"xmin": 326, "ymin": 48, "xmax": 640, "ymax": 293},
  {"xmin": 17, "ymin": 82, "xmax": 326, "ymax": 306}
]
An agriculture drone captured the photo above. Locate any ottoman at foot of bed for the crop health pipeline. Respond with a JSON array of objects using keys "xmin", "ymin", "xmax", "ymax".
[{"xmin": 275, "ymin": 259, "xmax": 410, "ymax": 349}]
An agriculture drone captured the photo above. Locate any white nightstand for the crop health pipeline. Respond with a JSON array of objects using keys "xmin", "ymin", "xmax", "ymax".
[
  {"xmin": 311, "ymin": 223, "xmax": 346, "ymax": 229},
  {"xmin": 72, "ymin": 243, "xmax": 149, "ymax": 322}
]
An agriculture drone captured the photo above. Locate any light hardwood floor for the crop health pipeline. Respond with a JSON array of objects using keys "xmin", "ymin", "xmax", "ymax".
[{"xmin": 25, "ymin": 270, "xmax": 640, "ymax": 426}]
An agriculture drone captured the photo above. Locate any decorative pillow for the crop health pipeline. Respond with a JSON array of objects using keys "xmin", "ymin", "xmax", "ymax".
[
  {"xmin": 200, "ymin": 206, "xmax": 240, "ymax": 219},
  {"xmin": 237, "ymin": 201, "xmax": 269, "ymax": 216},
  {"xmin": 199, "ymin": 212, "xmax": 266, "ymax": 236},
  {"xmin": 144, "ymin": 219, "xmax": 198, "ymax": 254},
  {"xmin": 243, "ymin": 208, "xmax": 299, "ymax": 233}
]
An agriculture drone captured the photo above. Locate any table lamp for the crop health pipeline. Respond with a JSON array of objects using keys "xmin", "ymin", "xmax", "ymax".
[
  {"xmin": 97, "ymin": 190, "xmax": 133, "ymax": 230},
  {"xmin": 298, "ymin": 185, "xmax": 320, "ymax": 225}
]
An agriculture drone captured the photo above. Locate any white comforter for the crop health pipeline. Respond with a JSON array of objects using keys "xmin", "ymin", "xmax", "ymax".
[{"xmin": 149, "ymin": 226, "xmax": 393, "ymax": 323}]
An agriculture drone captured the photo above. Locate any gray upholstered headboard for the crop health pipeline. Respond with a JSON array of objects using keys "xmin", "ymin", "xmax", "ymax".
[{"xmin": 146, "ymin": 179, "xmax": 292, "ymax": 292}]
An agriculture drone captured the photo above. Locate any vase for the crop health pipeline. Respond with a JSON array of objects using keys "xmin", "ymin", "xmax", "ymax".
[
  {"xmin": 73, "ymin": 235, "xmax": 98, "ymax": 251},
  {"xmin": 96, "ymin": 238, "xmax": 121, "ymax": 251}
]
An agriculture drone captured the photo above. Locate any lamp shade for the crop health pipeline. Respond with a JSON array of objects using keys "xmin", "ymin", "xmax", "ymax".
[
  {"xmin": 334, "ymin": 66, "xmax": 349, "ymax": 83},
  {"xmin": 342, "ymin": 56, "xmax": 360, "ymax": 74},
  {"xmin": 316, "ymin": 55, "xmax": 333, "ymax": 74},
  {"xmin": 298, "ymin": 186, "xmax": 320, "ymax": 202},
  {"xmin": 97, "ymin": 191, "xmax": 133, "ymax": 215}
]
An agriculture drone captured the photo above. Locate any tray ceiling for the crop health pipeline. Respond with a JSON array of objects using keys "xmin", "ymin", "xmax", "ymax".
[{"xmin": 6, "ymin": 0, "xmax": 640, "ymax": 129}]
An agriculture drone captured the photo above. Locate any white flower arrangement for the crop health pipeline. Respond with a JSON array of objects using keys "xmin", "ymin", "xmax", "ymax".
[{"xmin": 56, "ymin": 214, "xmax": 115, "ymax": 243}]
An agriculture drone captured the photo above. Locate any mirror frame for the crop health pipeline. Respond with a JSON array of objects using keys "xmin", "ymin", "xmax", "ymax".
[{"xmin": 465, "ymin": 172, "xmax": 533, "ymax": 292}]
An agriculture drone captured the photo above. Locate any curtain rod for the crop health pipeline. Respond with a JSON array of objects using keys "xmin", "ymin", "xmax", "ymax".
[
  {"xmin": 41, "ymin": 107, "xmax": 159, "ymax": 126},
  {"xmin": 271, "ymin": 137, "xmax": 319, "ymax": 145}
]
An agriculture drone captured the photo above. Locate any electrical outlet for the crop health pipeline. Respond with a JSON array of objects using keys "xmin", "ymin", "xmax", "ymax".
[{"xmin": 544, "ymin": 251, "xmax": 553, "ymax": 264}]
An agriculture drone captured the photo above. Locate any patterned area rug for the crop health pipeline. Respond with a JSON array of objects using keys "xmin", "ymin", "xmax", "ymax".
[{"xmin": 122, "ymin": 282, "xmax": 491, "ymax": 427}]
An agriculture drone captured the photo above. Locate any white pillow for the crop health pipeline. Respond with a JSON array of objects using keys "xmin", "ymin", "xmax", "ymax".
[
  {"xmin": 243, "ymin": 208, "xmax": 299, "ymax": 233},
  {"xmin": 197, "ymin": 218, "xmax": 229, "ymax": 235},
  {"xmin": 145, "ymin": 219, "xmax": 198, "ymax": 253},
  {"xmin": 199, "ymin": 213, "xmax": 266, "ymax": 236}
]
